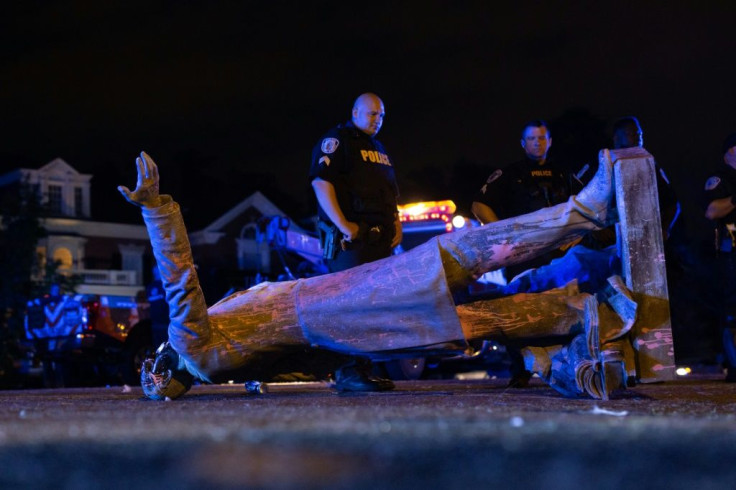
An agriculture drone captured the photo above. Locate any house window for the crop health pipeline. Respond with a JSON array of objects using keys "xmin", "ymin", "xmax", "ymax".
[
  {"xmin": 74, "ymin": 187, "xmax": 84, "ymax": 217},
  {"xmin": 48, "ymin": 185, "xmax": 62, "ymax": 215},
  {"xmin": 52, "ymin": 247, "xmax": 73, "ymax": 270}
]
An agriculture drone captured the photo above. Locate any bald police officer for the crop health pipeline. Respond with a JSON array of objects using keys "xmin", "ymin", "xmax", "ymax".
[{"xmin": 310, "ymin": 93, "xmax": 403, "ymax": 392}]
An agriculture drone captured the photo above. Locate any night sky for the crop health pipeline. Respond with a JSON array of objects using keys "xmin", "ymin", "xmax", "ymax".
[{"xmin": 2, "ymin": 1, "xmax": 735, "ymax": 243}]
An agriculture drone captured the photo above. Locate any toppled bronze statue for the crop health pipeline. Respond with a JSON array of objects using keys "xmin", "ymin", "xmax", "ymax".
[{"xmin": 119, "ymin": 149, "xmax": 634, "ymax": 400}]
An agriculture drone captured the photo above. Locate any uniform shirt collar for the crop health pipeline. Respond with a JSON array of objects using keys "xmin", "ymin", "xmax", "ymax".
[
  {"xmin": 523, "ymin": 155, "xmax": 552, "ymax": 168},
  {"xmin": 345, "ymin": 120, "xmax": 374, "ymax": 140}
]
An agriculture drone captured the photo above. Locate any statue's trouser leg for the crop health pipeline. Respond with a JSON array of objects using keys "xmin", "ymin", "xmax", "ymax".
[
  {"xmin": 456, "ymin": 285, "xmax": 616, "ymax": 399},
  {"xmin": 457, "ymin": 282, "xmax": 586, "ymax": 342},
  {"xmin": 438, "ymin": 148, "xmax": 613, "ymax": 291},
  {"xmin": 437, "ymin": 197, "xmax": 606, "ymax": 293}
]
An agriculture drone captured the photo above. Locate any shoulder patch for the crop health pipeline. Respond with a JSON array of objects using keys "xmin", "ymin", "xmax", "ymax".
[
  {"xmin": 485, "ymin": 169, "xmax": 502, "ymax": 184},
  {"xmin": 705, "ymin": 176, "xmax": 721, "ymax": 191},
  {"xmin": 321, "ymin": 138, "xmax": 340, "ymax": 154}
]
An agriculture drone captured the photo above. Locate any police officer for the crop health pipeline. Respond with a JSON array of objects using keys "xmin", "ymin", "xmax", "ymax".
[
  {"xmin": 309, "ymin": 92, "xmax": 402, "ymax": 392},
  {"xmin": 472, "ymin": 120, "xmax": 575, "ymax": 274},
  {"xmin": 612, "ymin": 116, "xmax": 680, "ymax": 241},
  {"xmin": 704, "ymin": 132, "xmax": 736, "ymax": 382},
  {"xmin": 579, "ymin": 116, "xmax": 681, "ymax": 252},
  {"xmin": 471, "ymin": 120, "xmax": 577, "ymax": 387}
]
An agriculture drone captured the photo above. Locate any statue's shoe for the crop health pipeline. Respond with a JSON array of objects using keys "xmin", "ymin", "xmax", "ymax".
[{"xmin": 573, "ymin": 148, "xmax": 615, "ymax": 227}]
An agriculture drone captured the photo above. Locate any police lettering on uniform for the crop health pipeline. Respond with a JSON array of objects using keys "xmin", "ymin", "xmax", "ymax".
[
  {"xmin": 310, "ymin": 92, "xmax": 401, "ymax": 273},
  {"xmin": 473, "ymin": 154, "xmax": 571, "ymax": 220},
  {"xmin": 309, "ymin": 93, "xmax": 402, "ymax": 392},
  {"xmin": 704, "ymin": 132, "xmax": 736, "ymax": 382}
]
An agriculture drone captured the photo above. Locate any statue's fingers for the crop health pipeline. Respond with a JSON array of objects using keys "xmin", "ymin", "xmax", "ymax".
[
  {"xmin": 136, "ymin": 156, "xmax": 146, "ymax": 183},
  {"xmin": 117, "ymin": 185, "xmax": 132, "ymax": 201},
  {"xmin": 140, "ymin": 151, "xmax": 157, "ymax": 179}
]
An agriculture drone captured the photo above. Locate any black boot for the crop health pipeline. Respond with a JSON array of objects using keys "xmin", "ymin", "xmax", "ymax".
[
  {"xmin": 334, "ymin": 358, "xmax": 395, "ymax": 392},
  {"xmin": 507, "ymin": 345, "xmax": 532, "ymax": 388},
  {"xmin": 723, "ymin": 328, "xmax": 736, "ymax": 382}
]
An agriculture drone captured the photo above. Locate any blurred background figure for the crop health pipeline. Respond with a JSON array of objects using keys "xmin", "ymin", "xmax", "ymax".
[
  {"xmin": 146, "ymin": 264, "xmax": 169, "ymax": 348},
  {"xmin": 703, "ymin": 133, "xmax": 736, "ymax": 381}
]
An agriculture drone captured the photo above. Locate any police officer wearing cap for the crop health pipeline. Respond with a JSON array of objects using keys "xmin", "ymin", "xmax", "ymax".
[
  {"xmin": 309, "ymin": 92, "xmax": 402, "ymax": 392},
  {"xmin": 704, "ymin": 132, "xmax": 736, "ymax": 382}
]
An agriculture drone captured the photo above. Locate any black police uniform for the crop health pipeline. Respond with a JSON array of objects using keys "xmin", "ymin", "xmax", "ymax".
[
  {"xmin": 585, "ymin": 162, "xmax": 680, "ymax": 250},
  {"xmin": 475, "ymin": 156, "xmax": 571, "ymax": 218},
  {"xmin": 473, "ymin": 156, "xmax": 574, "ymax": 277},
  {"xmin": 704, "ymin": 164, "xmax": 736, "ymax": 378},
  {"xmin": 309, "ymin": 120, "xmax": 399, "ymax": 392},
  {"xmin": 310, "ymin": 120, "xmax": 399, "ymax": 273}
]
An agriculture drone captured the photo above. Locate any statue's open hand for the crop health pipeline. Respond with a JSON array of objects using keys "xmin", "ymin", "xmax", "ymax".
[{"xmin": 117, "ymin": 151, "xmax": 163, "ymax": 208}]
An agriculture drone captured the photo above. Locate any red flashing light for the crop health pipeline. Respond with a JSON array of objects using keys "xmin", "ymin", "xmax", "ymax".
[{"xmin": 397, "ymin": 200, "xmax": 457, "ymax": 223}]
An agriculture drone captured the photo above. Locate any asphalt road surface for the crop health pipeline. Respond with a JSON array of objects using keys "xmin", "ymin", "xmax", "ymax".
[{"xmin": 0, "ymin": 373, "xmax": 735, "ymax": 489}]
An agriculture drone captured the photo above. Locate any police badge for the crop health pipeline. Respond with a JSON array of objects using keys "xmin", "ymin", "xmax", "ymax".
[{"xmin": 321, "ymin": 138, "xmax": 340, "ymax": 154}]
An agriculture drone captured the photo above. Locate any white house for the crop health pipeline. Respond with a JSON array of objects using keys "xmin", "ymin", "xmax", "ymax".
[
  {"xmin": 0, "ymin": 158, "xmax": 151, "ymax": 296},
  {"xmin": 0, "ymin": 158, "xmax": 322, "ymax": 301}
]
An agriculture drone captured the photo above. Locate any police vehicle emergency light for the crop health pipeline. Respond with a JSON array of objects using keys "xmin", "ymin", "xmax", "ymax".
[{"xmin": 397, "ymin": 199, "xmax": 469, "ymax": 251}]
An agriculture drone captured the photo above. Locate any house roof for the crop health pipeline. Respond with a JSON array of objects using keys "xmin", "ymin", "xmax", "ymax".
[
  {"xmin": 0, "ymin": 157, "xmax": 92, "ymax": 186},
  {"xmin": 38, "ymin": 158, "xmax": 92, "ymax": 181},
  {"xmin": 189, "ymin": 191, "xmax": 307, "ymax": 246}
]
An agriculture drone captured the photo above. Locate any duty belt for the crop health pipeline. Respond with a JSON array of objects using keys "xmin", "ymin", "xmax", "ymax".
[
  {"xmin": 317, "ymin": 220, "xmax": 389, "ymax": 258},
  {"xmin": 341, "ymin": 222, "xmax": 387, "ymax": 251},
  {"xmin": 358, "ymin": 222, "xmax": 385, "ymax": 244}
]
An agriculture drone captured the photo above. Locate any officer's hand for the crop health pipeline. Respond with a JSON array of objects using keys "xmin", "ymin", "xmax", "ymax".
[
  {"xmin": 391, "ymin": 216, "xmax": 403, "ymax": 248},
  {"xmin": 117, "ymin": 151, "xmax": 163, "ymax": 208},
  {"xmin": 341, "ymin": 221, "xmax": 360, "ymax": 241}
]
